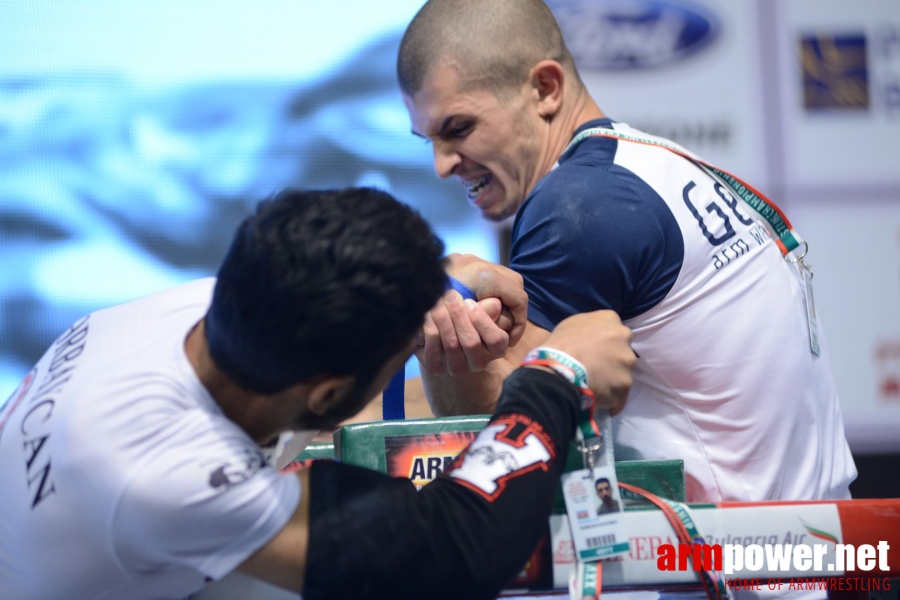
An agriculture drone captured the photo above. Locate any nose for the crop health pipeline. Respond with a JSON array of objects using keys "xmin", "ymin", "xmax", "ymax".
[{"xmin": 432, "ymin": 142, "xmax": 461, "ymax": 179}]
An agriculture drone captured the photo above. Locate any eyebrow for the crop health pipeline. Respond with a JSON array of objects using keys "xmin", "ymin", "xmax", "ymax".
[{"xmin": 411, "ymin": 115, "xmax": 459, "ymax": 140}]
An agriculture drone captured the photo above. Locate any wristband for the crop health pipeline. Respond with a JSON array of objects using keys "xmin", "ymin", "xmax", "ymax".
[
  {"xmin": 522, "ymin": 347, "xmax": 589, "ymax": 390},
  {"xmin": 446, "ymin": 276, "xmax": 477, "ymax": 301},
  {"xmin": 522, "ymin": 347, "xmax": 600, "ymax": 444}
]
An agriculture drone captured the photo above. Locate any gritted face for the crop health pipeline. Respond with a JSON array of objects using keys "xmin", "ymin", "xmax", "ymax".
[
  {"xmin": 404, "ymin": 64, "xmax": 544, "ymax": 222},
  {"xmin": 399, "ymin": 0, "xmax": 581, "ymax": 222}
]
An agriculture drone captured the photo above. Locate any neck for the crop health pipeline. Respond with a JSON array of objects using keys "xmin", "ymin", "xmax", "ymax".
[
  {"xmin": 184, "ymin": 320, "xmax": 280, "ymax": 444},
  {"xmin": 539, "ymin": 86, "xmax": 605, "ymax": 178}
]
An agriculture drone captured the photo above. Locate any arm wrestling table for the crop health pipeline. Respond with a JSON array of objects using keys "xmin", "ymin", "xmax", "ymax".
[{"xmin": 194, "ymin": 417, "xmax": 900, "ymax": 600}]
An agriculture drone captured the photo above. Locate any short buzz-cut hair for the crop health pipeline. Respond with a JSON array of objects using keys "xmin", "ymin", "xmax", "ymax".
[
  {"xmin": 205, "ymin": 188, "xmax": 447, "ymax": 394},
  {"xmin": 397, "ymin": 0, "xmax": 581, "ymax": 99}
]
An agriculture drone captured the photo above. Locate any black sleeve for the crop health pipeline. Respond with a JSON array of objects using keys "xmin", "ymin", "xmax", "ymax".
[{"xmin": 303, "ymin": 367, "xmax": 581, "ymax": 600}]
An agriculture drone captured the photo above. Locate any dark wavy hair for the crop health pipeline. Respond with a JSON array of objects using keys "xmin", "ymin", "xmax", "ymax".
[{"xmin": 205, "ymin": 188, "xmax": 446, "ymax": 394}]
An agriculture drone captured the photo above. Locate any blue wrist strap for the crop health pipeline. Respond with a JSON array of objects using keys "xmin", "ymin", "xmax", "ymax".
[
  {"xmin": 382, "ymin": 277, "xmax": 476, "ymax": 421},
  {"xmin": 382, "ymin": 365, "xmax": 405, "ymax": 420},
  {"xmin": 447, "ymin": 276, "xmax": 477, "ymax": 301}
]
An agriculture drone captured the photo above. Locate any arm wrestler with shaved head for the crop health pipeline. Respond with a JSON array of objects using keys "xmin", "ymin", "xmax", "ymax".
[
  {"xmin": 397, "ymin": 0, "xmax": 856, "ymax": 528},
  {"xmin": 0, "ymin": 187, "xmax": 634, "ymax": 600}
]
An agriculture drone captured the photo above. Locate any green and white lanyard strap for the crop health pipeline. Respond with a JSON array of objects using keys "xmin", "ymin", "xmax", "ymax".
[
  {"xmin": 521, "ymin": 347, "xmax": 729, "ymax": 599},
  {"xmin": 521, "ymin": 347, "xmax": 604, "ymax": 461},
  {"xmin": 618, "ymin": 482, "xmax": 731, "ymax": 600},
  {"xmin": 564, "ymin": 127, "xmax": 811, "ymax": 270},
  {"xmin": 523, "ymin": 348, "xmax": 617, "ymax": 600},
  {"xmin": 570, "ymin": 560, "xmax": 603, "ymax": 600},
  {"xmin": 563, "ymin": 125, "xmax": 822, "ymax": 356}
]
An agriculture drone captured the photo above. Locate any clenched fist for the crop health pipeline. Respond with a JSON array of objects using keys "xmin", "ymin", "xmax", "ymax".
[{"xmin": 536, "ymin": 310, "xmax": 635, "ymax": 415}]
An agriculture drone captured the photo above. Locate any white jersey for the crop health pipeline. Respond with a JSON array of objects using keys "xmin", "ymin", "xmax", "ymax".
[
  {"xmin": 0, "ymin": 279, "xmax": 301, "ymax": 600},
  {"xmin": 511, "ymin": 119, "xmax": 856, "ymax": 504}
]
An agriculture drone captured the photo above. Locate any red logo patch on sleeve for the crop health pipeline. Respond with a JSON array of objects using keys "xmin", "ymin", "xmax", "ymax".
[{"xmin": 446, "ymin": 414, "xmax": 556, "ymax": 501}]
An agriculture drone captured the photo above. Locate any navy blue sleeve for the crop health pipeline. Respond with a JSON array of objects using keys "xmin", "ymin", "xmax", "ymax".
[{"xmin": 509, "ymin": 160, "xmax": 683, "ymax": 329}]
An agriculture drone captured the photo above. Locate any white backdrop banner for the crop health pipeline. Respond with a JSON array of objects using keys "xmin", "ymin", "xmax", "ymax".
[
  {"xmin": 550, "ymin": 0, "xmax": 769, "ymax": 189},
  {"xmin": 775, "ymin": 0, "xmax": 900, "ymax": 188}
]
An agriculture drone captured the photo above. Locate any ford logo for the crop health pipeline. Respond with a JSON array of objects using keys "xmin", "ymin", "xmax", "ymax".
[{"xmin": 548, "ymin": 0, "xmax": 720, "ymax": 71}]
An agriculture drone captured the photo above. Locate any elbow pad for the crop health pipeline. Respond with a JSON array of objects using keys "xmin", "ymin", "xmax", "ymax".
[{"xmin": 303, "ymin": 367, "xmax": 581, "ymax": 600}]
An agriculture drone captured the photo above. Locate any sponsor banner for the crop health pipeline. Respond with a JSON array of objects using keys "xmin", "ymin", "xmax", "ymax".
[
  {"xmin": 546, "ymin": 0, "xmax": 721, "ymax": 71},
  {"xmin": 788, "ymin": 203, "xmax": 900, "ymax": 452},
  {"xmin": 776, "ymin": 0, "xmax": 900, "ymax": 186},
  {"xmin": 548, "ymin": 0, "xmax": 769, "ymax": 188},
  {"xmin": 384, "ymin": 431, "xmax": 477, "ymax": 489},
  {"xmin": 336, "ymin": 416, "xmax": 490, "ymax": 471},
  {"xmin": 876, "ymin": 341, "xmax": 900, "ymax": 406},
  {"xmin": 550, "ymin": 503, "xmax": 843, "ymax": 588}
]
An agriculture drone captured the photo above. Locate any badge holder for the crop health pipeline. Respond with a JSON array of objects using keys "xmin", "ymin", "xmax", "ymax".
[
  {"xmin": 787, "ymin": 242, "xmax": 820, "ymax": 356},
  {"xmin": 562, "ymin": 410, "xmax": 630, "ymax": 600},
  {"xmin": 522, "ymin": 347, "xmax": 631, "ymax": 600}
]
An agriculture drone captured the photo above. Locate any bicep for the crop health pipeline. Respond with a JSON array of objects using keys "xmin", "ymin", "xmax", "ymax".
[
  {"xmin": 237, "ymin": 470, "xmax": 310, "ymax": 592},
  {"xmin": 511, "ymin": 173, "xmax": 670, "ymax": 327}
]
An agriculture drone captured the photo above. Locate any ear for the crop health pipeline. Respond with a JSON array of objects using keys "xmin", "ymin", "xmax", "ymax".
[
  {"xmin": 529, "ymin": 60, "xmax": 565, "ymax": 118},
  {"xmin": 306, "ymin": 376, "xmax": 354, "ymax": 416}
]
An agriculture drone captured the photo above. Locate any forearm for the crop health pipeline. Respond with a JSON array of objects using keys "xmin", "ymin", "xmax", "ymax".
[
  {"xmin": 421, "ymin": 356, "xmax": 515, "ymax": 416},
  {"xmin": 303, "ymin": 368, "xmax": 580, "ymax": 600},
  {"xmin": 421, "ymin": 318, "xmax": 551, "ymax": 416}
]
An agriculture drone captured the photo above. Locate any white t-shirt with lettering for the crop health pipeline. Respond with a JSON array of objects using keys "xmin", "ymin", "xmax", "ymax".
[{"xmin": 0, "ymin": 278, "xmax": 301, "ymax": 600}]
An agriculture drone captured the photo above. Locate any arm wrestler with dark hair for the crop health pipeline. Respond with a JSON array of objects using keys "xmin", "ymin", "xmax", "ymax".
[
  {"xmin": 0, "ymin": 187, "xmax": 633, "ymax": 600},
  {"xmin": 248, "ymin": 311, "xmax": 633, "ymax": 600}
]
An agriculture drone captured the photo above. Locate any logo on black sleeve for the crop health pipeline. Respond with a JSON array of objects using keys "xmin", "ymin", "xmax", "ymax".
[{"xmin": 447, "ymin": 414, "xmax": 555, "ymax": 501}]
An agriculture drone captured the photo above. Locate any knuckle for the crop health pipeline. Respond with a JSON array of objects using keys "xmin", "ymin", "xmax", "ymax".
[
  {"xmin": 444, "ymin": 338, "xmax": 461, "ymax": 353},
  {"xmin": 488, "ymin": 345, "xmax": 508, "ymax": 358},
  {"xmin": 461, "ymin": 338, "xmax": 481, "ymax": 353},
  {"xmin": 484, "ymin": 330, "xmax": 504, "ymax": 346},
  {"xmin": 486, "ymin": 332, "xmax": 509, "ymax": 351}
]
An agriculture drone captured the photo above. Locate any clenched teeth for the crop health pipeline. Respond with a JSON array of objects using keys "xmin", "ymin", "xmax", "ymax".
[{"xmin": 464, "ymin": 174, "xmax": 492, "ymax": 199}]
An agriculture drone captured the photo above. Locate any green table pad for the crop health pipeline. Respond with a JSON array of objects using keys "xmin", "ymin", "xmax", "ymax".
[
  {"xmin": 295, "ymin": 442, "xmax": 335, "ymax": 461},
  {"xmin": 333, "ymin": 416, "xmax": 685, "ymax": 511}
]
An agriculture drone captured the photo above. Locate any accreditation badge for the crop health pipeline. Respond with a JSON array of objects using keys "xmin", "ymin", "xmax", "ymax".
[
  {"xmin": 561, "ymin": 464, "xmax": 630, "ymax": 561},
  {"xmin": 801, "ymin": 265, "xmax": 820, "ymax": 356}
]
